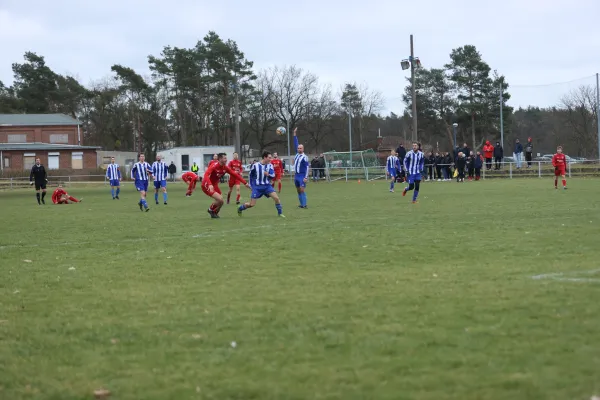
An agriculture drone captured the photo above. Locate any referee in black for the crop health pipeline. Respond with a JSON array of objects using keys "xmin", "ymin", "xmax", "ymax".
[{"xmin": 29, "ymin": 157, "xmax": 48, "ymax": 204}]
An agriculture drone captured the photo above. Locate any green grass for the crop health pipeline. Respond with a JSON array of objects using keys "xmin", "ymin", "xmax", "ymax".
[{"xmin": 1, "ymin": 179, "xmax": 600, "ymax": 400}]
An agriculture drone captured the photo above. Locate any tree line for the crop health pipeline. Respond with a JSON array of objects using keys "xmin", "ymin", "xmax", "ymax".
[{"xmin": 0, "ymin": 32, "xmax": 597, "ymax": 158}]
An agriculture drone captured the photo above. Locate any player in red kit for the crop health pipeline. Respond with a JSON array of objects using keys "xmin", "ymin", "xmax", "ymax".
[
  {"xmin": 226, "ymin": 152, "xmax": 244, "ymax": 205},
  {"xmin": 271, "ymin": 152, "xmax": 284, "ymax": 193},
  {"xmin": 202, "ymin": 153, "xmax": 249, "ymax": 218},
  {"xmin": 182, "ymin": 171, "xmax": 200, "ymax": 196},
  {"xmin": 552, "ymin": 146, "xmax": 568, "ymax": 190},
  {"xmin": 208, "ymin": 154, "xmax": 218, "ymax": 167},
  {"xmin": 52, "ymin": 184, "xmax": 82, "ymax": 204}
]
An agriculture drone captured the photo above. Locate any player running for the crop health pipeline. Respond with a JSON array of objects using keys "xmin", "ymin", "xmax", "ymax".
[
  {"xmin": 402, "ymin": 142, "xmax": 425, "ymax": 203},
  {"xmin": 152, "ymin": 155, "xmax": 169, "ymax": 205},
  {"xmin": 106, "ymin": 157, "xmax": 121, "ymax": 199},
  {"xmin": 238, "ymin": 151, "xmax": 285, "ymax": 218},
  {"xmin": 293, "ymin": 128, "xmax": 310, "ymax": 208},
  {"xmin": 51, "ymin": 184, "xmax": 81, "ymax": 204},
  {"xmin": 226, "ymin": 152, "xmax": 244, "ymax": 205},
  {"xmin": 552, "ymin": 146, "xmax": 568, "ymax": 190},
  {"xmin": 271, "ymin": 152, "xmax": 284, "ymax": 193},
  {"xmin": 386, "ymin": 150, "xmax": 400, "ymax": 192},
  {"xmin": 182, "ymin": 171, "xmax": 200, "ymax": 196},
  {"xmin": 29, "ymin": 157, "xmax": 48, "ymax": 205},
  {"xmin": 202, "ymin": 153, "xmax": 249, "ymax": 218},
  {"xmin": 131, "ymin": 153, "xmax": 154, "ymax": 212}
]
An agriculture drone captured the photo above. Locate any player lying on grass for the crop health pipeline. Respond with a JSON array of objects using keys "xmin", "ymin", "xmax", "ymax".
[
  {"xmin": 202, "ymin": 153, "xmax": 250, "ymax": 218},
  {"xmin": 182, "ymin": 171, "xmax": 200, "ymax": 196},
  {"xmin": 51, "ymin": 185, "xmax": 81, "ymax": 204},
  {"xmin": 552, "ymin": 146, "xmax": 568, "ymax": 190},
  {"xmin": 238, "ymin": 151, "xmax": 285, "ymax": 218}
]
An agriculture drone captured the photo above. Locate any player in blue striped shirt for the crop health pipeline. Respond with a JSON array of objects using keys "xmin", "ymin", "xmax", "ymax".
[
  {"xmin": 105, "ymin": 157, "xmax": 121, "ymax": 199},
  {"xmin": 386, "ymin": 150, "xmax": 400, "ymax": 192},
  {"xmin": 152, "ymin": 155, "xmax": 169, "ymax": 205},
  {"xmin": 402, "ymin": 142, "xmax": 425, "ymax": 203},
  {"xmin": 130, "ymin": 153, "xmax": 154, "ymax": 212},
  {"xmin": 293, "ymin": 128, "xmax": 310, "ymax": 208},
  {"xmin": 238, "ymin": 151, "xmax": 284, "ymax": 217}
]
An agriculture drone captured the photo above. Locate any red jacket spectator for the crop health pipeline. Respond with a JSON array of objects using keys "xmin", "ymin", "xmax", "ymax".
[{"xmin": 483, "ymin": 141, "xmax": 494, "ymax": 159}]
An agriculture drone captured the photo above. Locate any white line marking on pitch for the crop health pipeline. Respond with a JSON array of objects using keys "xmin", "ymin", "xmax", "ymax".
[{"xmin": 531, "ymin": 268, "xmax": 600, "ymax": 283}]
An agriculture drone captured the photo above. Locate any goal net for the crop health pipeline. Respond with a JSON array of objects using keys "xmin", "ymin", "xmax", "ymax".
[{"xmin": 322, "ymin": 149, "xmax": 385, "ymax": 182}]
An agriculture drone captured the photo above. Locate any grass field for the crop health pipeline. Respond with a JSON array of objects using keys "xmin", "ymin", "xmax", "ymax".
[{"xmin": 1, "ymin": 178, "xmax": 600, "ymax": 400}]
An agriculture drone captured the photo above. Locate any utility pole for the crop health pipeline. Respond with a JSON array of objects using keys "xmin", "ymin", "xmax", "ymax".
[
  {"xmin": 233, "ymin": 82, "xmax": 241, "ymax": 155},
  {"xmin": 500, "ymin": 81, "xmax": 504, "ymax": 152},
  {"xmin": 410, "ymin": 34, "xmax": 417, "ymax": 142},
  {"xmin": 349, "ymin": 110, "xmax": 353, "ymax": 165}
]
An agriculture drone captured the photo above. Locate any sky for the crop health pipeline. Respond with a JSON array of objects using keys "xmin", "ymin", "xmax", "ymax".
[{"xmin": 1, "ymin": 0, "xmax": 599, "ymax": 115}]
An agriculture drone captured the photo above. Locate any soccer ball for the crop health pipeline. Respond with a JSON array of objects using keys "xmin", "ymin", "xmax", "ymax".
[{"xmin": 276, "ymin": 126, "xmax": 286, "ymax": 136}]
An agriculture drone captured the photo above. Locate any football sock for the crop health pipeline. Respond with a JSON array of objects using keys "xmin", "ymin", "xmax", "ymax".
[
  {"xmin": 111, "ymin": 188, "xmax": 115, "ymax": 198},
  {"xmin": 116, "ymin": 188, "xmax": 120, "ymax": 196},
  {"xmin": 36, "ymin": 193, "xmax": 40, "ymax": 204},
  {"xmin": 141, "ymin": 199, "xmax": 148, "ymax": 208},
  {"xmin": 154, "ymin": 193, "xmax": 159, "ymax": 203},
  {"xmin": 413, "ymin": 190, "xmax": 419, "ymax": 201},
  {"xmin": 163, "ymin": 192, "xmax": 167, "ymax": 202},
  {"xmin": 238, "ymin": 204, "xmax": 247, "ymax": 212},
  {"xmin": 554, "ymin": 179, "xmax": 558, "ymax": 187},
  {"xmin": 236, "ymin": 194, "xmax": 240, "ymax": 202},
  {"xmin": 298, "ymin": 193, "xmax": 302, "ymax": 206},
  {"xmin": 227, "ymin": 192, "xmax": 231, "ymax": 203},
  {"xmin": 302, "ymin": 192, "xmax": 307, "ymax": 207},
  {"xmin": 390, "ymin": 181, "xmax": 395, "ymax": 190},
  {"xmin": 41, "ymin": 192, "xmax": 46, "ymax": 201},
  {"xmin": 275, "ymin": 203, "xmax": 282, "ymax": 215},
  {"xmin": 562, "ymin": 179, "xmax": 566, "ymax": 187},
  {"xmin": 69, "ymin": 196, "xmax": 78, "ymax": 202},
  {"xmin": 278, "ymin": 182, "xmax": 282, "ymax": 192}
]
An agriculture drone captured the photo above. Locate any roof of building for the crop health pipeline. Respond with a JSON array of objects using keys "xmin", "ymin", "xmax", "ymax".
[
  {"xmin": 0, "ymin": 113, "xmax": 81, "ymax": 126},
  {"xmin": 0, "ymin": 143, "xmax": 100, "ymax": 151}
]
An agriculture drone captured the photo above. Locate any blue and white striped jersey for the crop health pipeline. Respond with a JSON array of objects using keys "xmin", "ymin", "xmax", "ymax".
[
  {"xmin": 152, "ymin": 161, "xmax": 168, "ymax": 181},
  {"xmin": 293, "ymin": 135, "xmax": 310, "ymax": 179},
  {"xmin": 403, "ymin": 150, "xmax": 425, "ymax": 175},
  {"xmin": 106, "ymin": 163, "xmax": 121, "ymax": 180},
  {"xmin": 251, "ymin": 162, "xmax": 275, "ymax": 186},
  {"xmin": 386, "ymin": 155, "xmax": 400, "ymax": 171},
  {"xmin": 131, "ymin": 162, "xmax": 153, "ymax": 181}
]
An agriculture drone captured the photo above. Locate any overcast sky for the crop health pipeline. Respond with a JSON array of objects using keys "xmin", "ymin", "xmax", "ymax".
[{"xmin": 1, "ymin": 0, "xmax": 598, "ymax": 115}]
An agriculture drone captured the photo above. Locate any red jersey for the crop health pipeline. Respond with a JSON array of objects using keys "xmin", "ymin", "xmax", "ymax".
[
  {"xmin": 203, "ymin": 162, "xmax": 246, "ymax": 187},
  {"xmin": 271, "ymin": 158, "xmax": 284, "ymax": 176},
  {"xmin": 52, "ymin": 188, "xmax": 67, "ymax": 204},
  {"xmin": 552, "ymin": 153, "xmax": 567, "ymax": 169},
  {"xmin": 181, "ymin": 171, "xmax": 198, "ymax": 183},
  {"xmin": 208, "ymin": 160, "xmax": 218, "ymax": 168},
  {"xmin": 227, "ymin": 159, "xmax": 243, "ymax": 175}
]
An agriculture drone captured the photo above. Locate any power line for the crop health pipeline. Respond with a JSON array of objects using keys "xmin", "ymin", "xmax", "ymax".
[{"xmin": 508, "ymin": 75, "xmax": 597, "ymax": 88}]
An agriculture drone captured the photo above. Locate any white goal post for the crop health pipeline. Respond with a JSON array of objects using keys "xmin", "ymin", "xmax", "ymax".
[{"xmin": 322, "ymin": 150, "xmax": 386, "ymax": 182}]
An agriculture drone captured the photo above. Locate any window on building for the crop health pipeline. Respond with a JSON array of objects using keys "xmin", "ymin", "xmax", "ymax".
[
  {"xmin": 7, "ymin": 134, "xmax": 26, "ymax": 143},
  {"xmin": 203, "ymin": 154, "xmax": 213, "ymax": 168},
  {"xmin": 48, "ymin": 152, "xmax": 59, "ymax": 169},
  {"xmin": 49, "ymin": 133, "xmax": 69, "ymax": 144},
  {"xmin": 72, "ymin": 152, "xmax": 83, "ymax": 169},
  {"xmin": 3, "ymin": 157, "xmax": 10, "ymax": 168},
  {"xmin": 23, "ymin": 153, "xmax": 36, "ymax": 170},
  {"xmin": 181, "ymin": 154, "xmax": 189, "ymax": 171}
]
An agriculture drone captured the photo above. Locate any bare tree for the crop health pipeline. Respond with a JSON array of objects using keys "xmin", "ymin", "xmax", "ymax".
[
  {"xmin": 305, "ymin": 84, "xmax": 339, "ymax": 152},
  {"xmin": 244, "ymin": 72, "xmax": 280, "ymax": 151},
  {"xmin": 264, "ymin": 65, "xmax": 319, "ymax": 133},
  {"xmin": 560, "ymin": 85, "xmax": 598, "ymax": 156},
  {"xmin": 340, "ymin": 82, "xmax": 385, "ymax": 148}
]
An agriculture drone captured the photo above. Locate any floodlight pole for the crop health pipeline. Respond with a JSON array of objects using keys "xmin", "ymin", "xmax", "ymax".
[
  {"xmin": 410, "ymin": 34, "xmax": 417, "ymax": 142},
  {"xmin": 349, "ymin": 110, "xmax": 353, "ymax": 167},
  {"xmin": 286, "ymin": 118, "xmax": 291, "ymax": 180},
  {"xmin": 596, "ymin": 72, "xmax": 599, "ymax": 159},
  {"xmin": 500, "ymin": 81, "xmax": 504, "ymax": 151}
]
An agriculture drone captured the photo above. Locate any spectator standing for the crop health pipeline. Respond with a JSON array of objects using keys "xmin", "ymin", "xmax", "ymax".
[
  {"xmin": 525, "ymin": 137, "xmax": 533, "ymax": 168},
  {"xmin": 462, "ymin": 142, "xmax": 471, "ymax": 159},
  {"xmin": 396, "ymin": 144, "xmax": 407, "ymax": 161},
  {"xmin": 168, "ymin": 161, "xmax": 177, "ymax": 181},
  {"xmin": 482, "ymin": 140, "xmax": 494, "ymax": 170},
  {"xmin": 514, "ymin": 139, "xmax": 523, "ymax": 168},
  {"xmin": 311, "ymin": 156, "xmax": 320, "ymax": 182},
  {"xmin": 434, "ymin": 152, "xmax": 443, "ymax": 181},
  {"xmin": 474, "ymin": 151, "xmax": 484, "ymax": 180},
  {"xmin": 426, "ymin": 151, "xmax": 435, "ymax": 181},
  {"xmin": 467, "ymin": 151, "xmax": 475, "ymax": 181},
  {"xmin": 318, "ymin": 154, "xmax": 326, "ymax": 179},
  {"xmin": 456, "ymin": 152, "xmax": 466, "ymax": 182},
  {"xmin": 493, "ymin": 141, "xmax": 504, "ymax": 170},
  {"xmin": 443, "ymin": 152, "xmax": 453, "ymax": 181}
]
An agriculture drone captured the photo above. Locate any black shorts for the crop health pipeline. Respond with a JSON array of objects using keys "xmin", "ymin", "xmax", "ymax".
[{"xmin": 35, "ymin": 181, "xmax": 46, "ymax": 191}]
